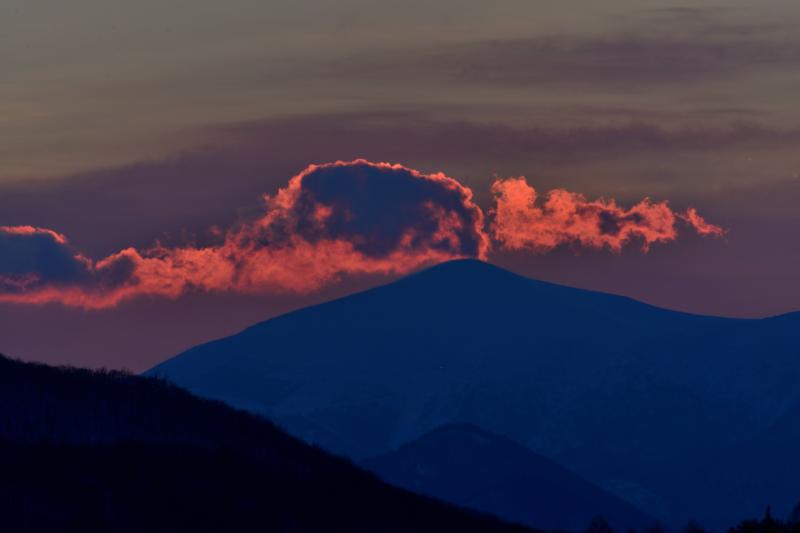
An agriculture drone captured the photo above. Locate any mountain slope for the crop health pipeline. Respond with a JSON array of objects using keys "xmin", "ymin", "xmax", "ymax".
[
  {"xmin": 364, "ymin": 424, "xmax": 659, "ymax": 532},
  {"xmin": 148, "ymin": 259, "xmax": 800, "ymax": 528},
  {"xmin": 0, "ymin": 354, "xmax": 534, "ymax": 533}
]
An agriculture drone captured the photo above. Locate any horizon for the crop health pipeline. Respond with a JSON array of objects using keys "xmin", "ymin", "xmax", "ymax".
[
  {"xmin": 1, "ymin": 155, "xmax": 738, "ymax": 370},
  {"xmin": 2, "ymin": 2, "xmax": 800, "ymax": 370}
]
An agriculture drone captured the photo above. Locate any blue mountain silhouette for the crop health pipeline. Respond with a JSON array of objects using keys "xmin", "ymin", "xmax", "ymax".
[
  {"xmin": 149, "ymin": 259, "xmax": 800, "ymax": 529},
  {"xmin": 364, "ymin": 423, "xmax": 659, "ymax": 532}
]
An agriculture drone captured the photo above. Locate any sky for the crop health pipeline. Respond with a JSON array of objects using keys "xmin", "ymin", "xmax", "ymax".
[{"xmin": 1, "ymin": 1, "xmax": 799, "ymax": 371}]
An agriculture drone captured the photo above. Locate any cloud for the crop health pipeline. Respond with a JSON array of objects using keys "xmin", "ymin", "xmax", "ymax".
[
  {"xmin": 680, "ymin": 208, "xmax": 726, "ymax": 238},
  {"xmin": 0, "ymin": 161, "xmax": 723, "ymax": 309},
  {"xmin": 302, "ymin": 6, "xmax": 796, "ymax": 90},
  {"xmin": 2, "ymin": 111, "xmax": 794, "ymax": 262},
  {"xmin": 262, "ymin": 160, "xmax": 488, "ymax": 258},
  {"xmin": 0, "ymin": 226, "xmax": 85, "ymax": 287},
  {"xmin": 0, "ymin": 226, "xmax": 138, "ymax": 307},
  {"xmin": 217, "ymin": 112, "xmax": 800, "ymax": 166},
  {"xmin": 490, "ymin": 177, "xmax": 724, "ymax": 253},
  {"xmin": 0, "ymin": 160, "xmax": 488, "ymax": 309},
  {"xmin": 305, "ymin": 28, "xmax": 800, "ymax": 90}
]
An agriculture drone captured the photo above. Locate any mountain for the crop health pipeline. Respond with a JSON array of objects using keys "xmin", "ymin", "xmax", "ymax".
[
  {"xmin": 0, "ymin": 354, "xmax": 534, "ymax": 533},
  {"xmin": 363, "ymin": 424, "xmax": 658, "ymax": 532},
  {"xmin": 148, "ymin": 259, "xmax": 800, "ymax": 529}
]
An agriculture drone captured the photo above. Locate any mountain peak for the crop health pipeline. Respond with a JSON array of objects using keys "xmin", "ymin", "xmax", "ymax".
[
  {"xmin": 148, "ymin": 255, "xmax": 800, "ymax": 529},
  {"xmin": 384, "ymin": 258, "xmax": 562, "ymax": 303},
  {"xmin": 401, "ymin": 258, "xmax": 524, "ymax": 285}
]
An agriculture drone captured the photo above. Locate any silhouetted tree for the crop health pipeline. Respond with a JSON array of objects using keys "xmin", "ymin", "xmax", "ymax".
[
  {"xmin": 728, "ymin": 504, "xmax": 800, "ymax": 533},
  {"xmin": 643, "ymin": 524, "xmax": 666, "ymax": 533},
  {"xmin": 586, "ymin": 516, "xmax": 614, "ymax": 533},
  {"xmin": 680, "ymin": 520, "xmax": 708, "ymax": 533},
  {"xmin": 790, "ymin": 501, "xmax": 800, "ymax": 525}
]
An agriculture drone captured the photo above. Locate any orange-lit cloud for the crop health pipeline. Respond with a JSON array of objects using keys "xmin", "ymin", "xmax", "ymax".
[
  {"xmin": 490, "ymin": 177, "xmax": 724, "ymax": 253},
  {"xmin": 0, "ymin": 160, "xmax": 488, "ymax": 309},
  {"xmin": 0, "ymin": 163, "xmax": 723, "ymax": 309},
  {"xmin": 680, "ymin": 207, "xmax": 726, "ymax": 238}
]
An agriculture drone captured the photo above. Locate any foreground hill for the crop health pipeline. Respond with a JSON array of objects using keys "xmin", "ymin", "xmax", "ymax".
[
  {"xmin": 149, "ymin": 259, "xmax": 800, "ymax": 529},
  {"xmin": 0, "ymin": 355, "xmax": 533, "ymax": 533},
  {"xmin": 364, "ymin": 424, "xmax": 658, "ymax": 532}
]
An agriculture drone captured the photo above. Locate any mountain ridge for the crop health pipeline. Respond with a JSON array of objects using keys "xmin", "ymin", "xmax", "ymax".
[
  {"xmin": 157, "ymin": 259, "xmax": 752, "ymax": 362},
  {"xmin": 0, "ymin": 353, "xmax": 535, "ymax": 532},
  {"xmin": 363, "ymin": 423, "xmax": 659, "ymax": 532},
  {"xmin": 148, "ymin": 258, "xmax": 800, "ymax": 529}
]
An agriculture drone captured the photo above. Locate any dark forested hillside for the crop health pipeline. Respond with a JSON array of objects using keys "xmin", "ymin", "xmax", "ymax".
[{"xmin": 0, "ymin": 354, "xmax": 534, "ymax": 533}]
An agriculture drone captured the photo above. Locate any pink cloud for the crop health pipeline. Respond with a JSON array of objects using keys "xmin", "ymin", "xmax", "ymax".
[
  {"xmin": 0, "ymin": 162, "xmax": 723, "ymax": 309},
  {"xmin": 490, "ymin": 177, "xmax": 724, "ymax": 253},
  {"xmin": 0, "ymin": 160, "xmax": 487, "ymax": 308}
]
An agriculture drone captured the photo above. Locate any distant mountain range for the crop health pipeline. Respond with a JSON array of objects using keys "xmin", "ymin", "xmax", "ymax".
[
  {"xmin": 0, "ymin": 354, "xmax": 533, "ymax": 532},
  {"xmin": 364, "ymin": 424, "xmax": 658, "ymax": 532},
  {"xmin": 149, "ymin": 259, "xmax": 800, "ymax": 529}
]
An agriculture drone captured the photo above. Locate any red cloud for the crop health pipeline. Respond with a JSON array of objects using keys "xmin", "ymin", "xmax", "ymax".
[
  {"xmin": 0, "ymin": 160, "xmax": 487, "ymax": 309},
  {"xmin": 0, "ymin": 162, "xmax": 723, "ymax": 309},
  {"xmin": 0, "ymin": 225, "xmax": 69, "ymax": 244},
  {"xmin": 490, "ymin": 177, "xmax": 724, "ymax": 253},
  {"xmin": 680, "ymin": 207, "xmax": 726, "ymax": 238}
]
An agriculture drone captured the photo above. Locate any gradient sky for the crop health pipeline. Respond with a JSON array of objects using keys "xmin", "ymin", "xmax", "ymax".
[{"xmin": 1, "ymin": 1, "xmax": 799, "ymax": 370}]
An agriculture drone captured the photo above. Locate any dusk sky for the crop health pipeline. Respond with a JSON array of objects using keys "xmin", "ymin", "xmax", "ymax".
[{"xmin": 2, "ymin": 1, "xmax": 799, "ymax": 371}]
